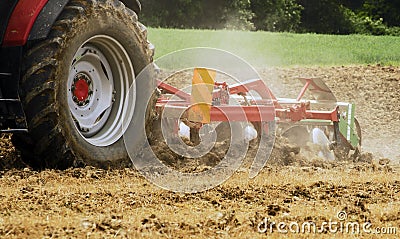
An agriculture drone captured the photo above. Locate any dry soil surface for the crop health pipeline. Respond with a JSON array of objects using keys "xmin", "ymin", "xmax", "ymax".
[{"xmin": 0, "ymin": 66, "xmax": 399, "ymax": 238}]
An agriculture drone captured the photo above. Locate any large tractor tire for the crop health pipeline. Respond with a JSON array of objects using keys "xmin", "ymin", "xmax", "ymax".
[{"xmin": 12, "ymin": 0, "xmax": 155, "ymax": 169}]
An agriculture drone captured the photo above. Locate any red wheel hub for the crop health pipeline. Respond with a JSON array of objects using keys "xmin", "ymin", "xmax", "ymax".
[{"xmin": 73, "ymin": 79, "xmax": 90, "ymax": 102}]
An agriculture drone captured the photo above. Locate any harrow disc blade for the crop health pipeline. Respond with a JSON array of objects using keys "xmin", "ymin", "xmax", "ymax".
[{"xmin": 312, "ymin": 128, "xmax": 335, "ymax": 160}]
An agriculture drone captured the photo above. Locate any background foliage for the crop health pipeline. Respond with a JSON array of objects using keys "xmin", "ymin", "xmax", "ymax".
[{"xmin": 140, "ymin": 0, "xmax": 400, "ymax": 35}]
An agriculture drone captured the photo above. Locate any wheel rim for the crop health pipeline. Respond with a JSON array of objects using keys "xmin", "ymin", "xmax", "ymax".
[{"xmin": 67, "ymin": 35, "xmax": 136, "ymax": 147}]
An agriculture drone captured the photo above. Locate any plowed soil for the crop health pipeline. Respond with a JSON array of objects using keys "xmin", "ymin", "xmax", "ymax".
[{"xmin": 0, "ymin": 66, "xmax": 399, "ymax": 238}]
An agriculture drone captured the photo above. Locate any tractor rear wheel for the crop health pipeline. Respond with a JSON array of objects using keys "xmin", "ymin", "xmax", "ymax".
[{"xmin": 12, "ymin": 0, "xmax": 154, "ymax": 168}]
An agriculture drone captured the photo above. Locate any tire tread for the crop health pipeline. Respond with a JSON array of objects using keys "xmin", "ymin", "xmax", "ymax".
[{"xmin": 13, "ymin": 0, "xmax": 152, "ymax": 169}]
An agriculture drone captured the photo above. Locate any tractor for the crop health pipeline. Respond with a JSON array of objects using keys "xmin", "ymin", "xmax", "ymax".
[
  {"xmin": 0, "ymin": 0, "xmax": 154, "ymax": 168},
  {"xmin": 0, "ymin": 0, "xmax": 361, "ymax": 171}
]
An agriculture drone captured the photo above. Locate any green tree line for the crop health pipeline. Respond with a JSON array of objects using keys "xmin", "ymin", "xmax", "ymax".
[{"xmin": 140, "ymin": 0, "xmax": 400, "ymax": 35}]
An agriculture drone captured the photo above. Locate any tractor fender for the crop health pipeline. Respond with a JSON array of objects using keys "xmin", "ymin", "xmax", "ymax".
[
  {"xmin": 29, "ymin": 0, "xmax": 142, "ymax": 41},
  {"xmin": 28, "ymin": 0, "xmax": 69, "ymax": 41}
]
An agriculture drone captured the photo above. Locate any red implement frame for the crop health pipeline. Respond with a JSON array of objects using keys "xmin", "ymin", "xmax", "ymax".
[{"xmin": 156, "ymin": 78, "xmax": 338, "ymax": 127}]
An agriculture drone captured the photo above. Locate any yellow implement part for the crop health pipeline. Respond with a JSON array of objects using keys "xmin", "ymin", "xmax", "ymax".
[{"xmin": 188, "ymin": 68, "xmax": 216, "ymax": 123}]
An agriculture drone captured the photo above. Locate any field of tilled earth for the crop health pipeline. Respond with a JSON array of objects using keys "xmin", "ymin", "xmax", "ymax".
[{"xmin": 0, "ymin": 65, "xmax": 399, "ymax": 238}]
